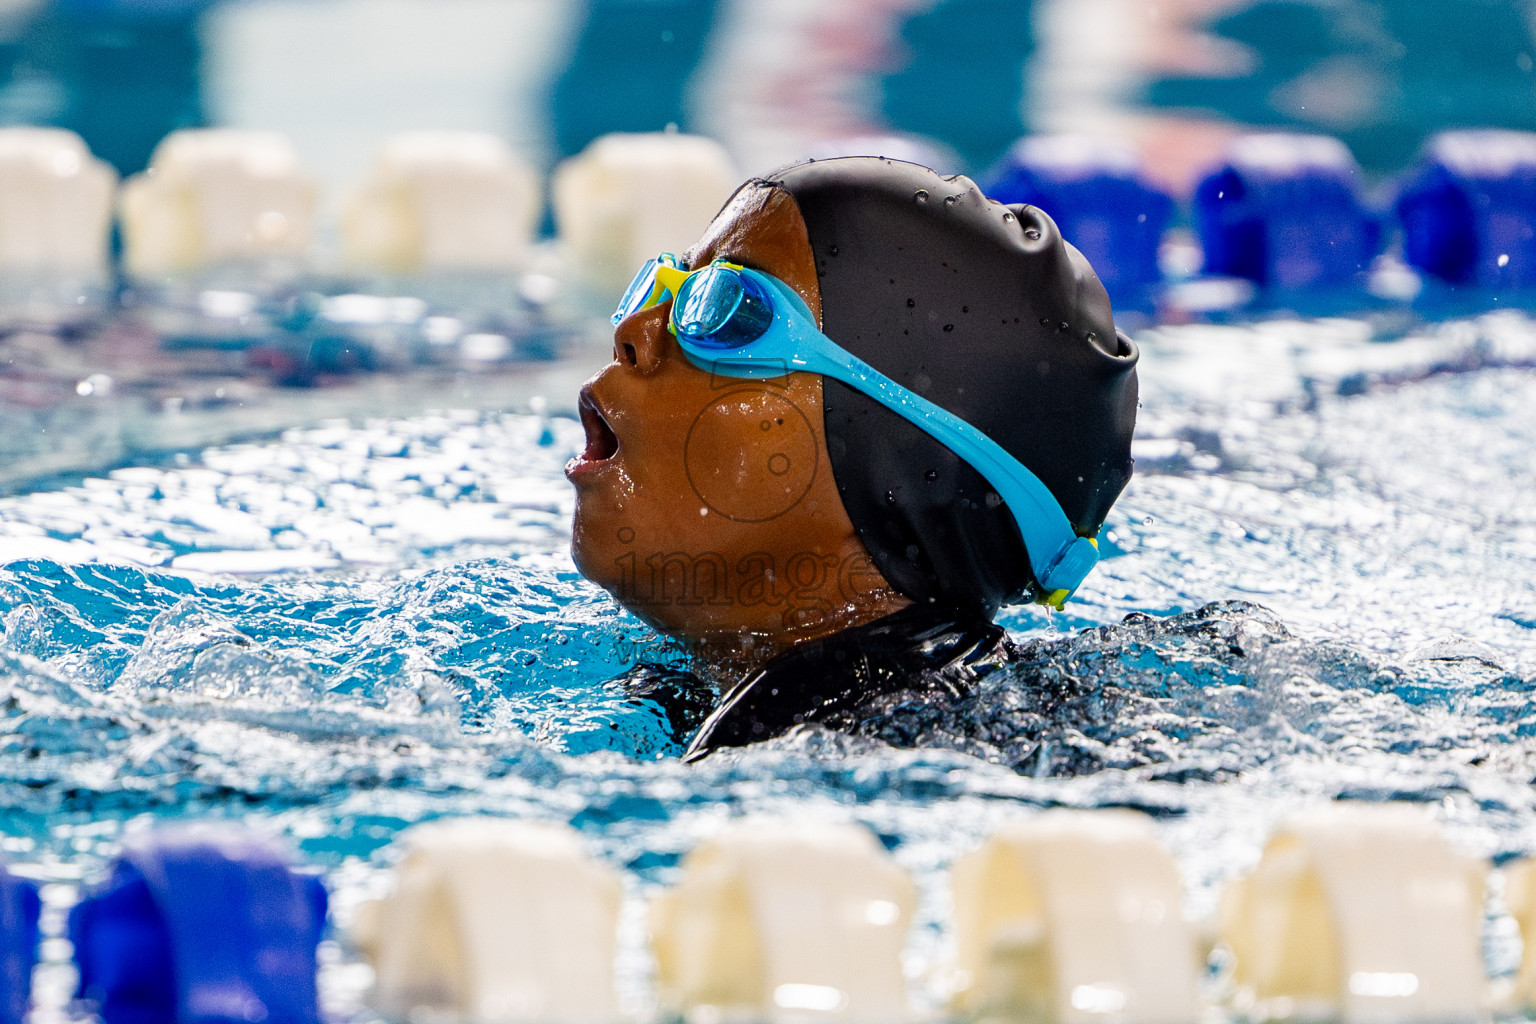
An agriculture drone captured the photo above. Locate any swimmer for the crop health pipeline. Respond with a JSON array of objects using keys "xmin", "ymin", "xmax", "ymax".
[{"xmin": 566, "ymin": 157, "xmax": 1138, "ymax": 759}]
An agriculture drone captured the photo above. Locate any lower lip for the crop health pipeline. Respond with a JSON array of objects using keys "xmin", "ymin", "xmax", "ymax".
[{"xmin": 564, "ymin": 453, "xmax": 616, "ymax": 482}]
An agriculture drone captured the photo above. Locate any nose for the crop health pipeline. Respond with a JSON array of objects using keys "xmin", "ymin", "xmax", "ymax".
[{"xmin": 613, "ymin": 303, "xmax": 673, "ymax": 374}]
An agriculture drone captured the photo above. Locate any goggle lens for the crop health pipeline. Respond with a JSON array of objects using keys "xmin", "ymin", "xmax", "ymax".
[
  {"xmin": 673, "ymin": 266, "xmax": 774, "ymax": 350},
  {"xmin": 611, "ymin": 253, "xmax": 681, "ymax": 326}
]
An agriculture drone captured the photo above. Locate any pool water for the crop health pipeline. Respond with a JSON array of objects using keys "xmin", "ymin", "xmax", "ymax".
[{"xmin": 3, "ymin": 312, "xmax": 1536, "ymax": 1017}]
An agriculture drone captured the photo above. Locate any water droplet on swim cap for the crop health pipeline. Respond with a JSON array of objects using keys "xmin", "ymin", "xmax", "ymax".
[
  {"xmin": 772, "ymin": 156, "xmax": 1137, "ymax": 617},
  {"xmin": 944, "ymin": 195, "xmax": 958, "ymax": 206},
  {"xmin": 1025, "ymin": 227, "xmax": 1042, "ymax": 241}
]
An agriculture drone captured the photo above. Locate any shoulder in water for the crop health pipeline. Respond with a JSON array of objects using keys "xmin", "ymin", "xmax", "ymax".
[{"xmin": 566, "ymin": 155, "xmax": 1138, "ymax": 757}]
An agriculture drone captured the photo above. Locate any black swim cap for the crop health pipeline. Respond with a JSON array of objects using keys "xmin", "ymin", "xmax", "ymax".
[{"xmin": 767, "ymin": 157, "xmax": 1139, "ymax": 618}]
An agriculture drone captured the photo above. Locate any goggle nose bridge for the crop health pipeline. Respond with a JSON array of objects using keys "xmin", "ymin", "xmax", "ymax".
[
  {"xmin": 651, "ymin": 263, "xmax": 691, "ymax": 301},
  {"xmin": 618, "ymin": 258, "xmax": 751, "ymax": 334},
  {"xmin": 615, "ymin": 257, "xmax": 747, "ymax": 328}
]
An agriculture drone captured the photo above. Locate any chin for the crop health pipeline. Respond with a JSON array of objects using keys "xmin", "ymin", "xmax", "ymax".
[
  {"xmin": 569, "ymin": 498, "xmax": 619, "ymax": 593},
  {"xmin": 569, "ymin": 499, "xmax": 694, "ymax": 638}
]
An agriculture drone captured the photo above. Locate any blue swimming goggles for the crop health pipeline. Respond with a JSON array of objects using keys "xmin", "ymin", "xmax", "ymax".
[{"xmin": 613, "ymin": 252, "xmax": 1100, "ymax": 605}]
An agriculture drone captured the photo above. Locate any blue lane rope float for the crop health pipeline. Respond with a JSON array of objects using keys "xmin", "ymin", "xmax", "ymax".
[
  {"xmin": 1396, "ymin": 130, "xmax": 1536, "ymax": 292},
  {"xmin": 0, "ymin": 863, "xmax": 38, "ymax": 1024},
  {"xmin": 1194, "ymin": 133, "xmax": 1381, "ymax": 292},
  {"xmin": 69, "ymin": 830, "xmax": 328, "ymax": 1024}
]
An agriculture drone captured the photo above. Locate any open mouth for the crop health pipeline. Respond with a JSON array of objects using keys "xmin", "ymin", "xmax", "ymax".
[{"xmin": 568, "ymin": 385, "xmax": 618, "ymax": 477}]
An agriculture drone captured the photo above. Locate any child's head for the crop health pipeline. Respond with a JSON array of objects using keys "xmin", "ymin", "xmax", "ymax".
[{"xmin": 567, "ymin": 157, "xmax": 1138, "ymax": 648}]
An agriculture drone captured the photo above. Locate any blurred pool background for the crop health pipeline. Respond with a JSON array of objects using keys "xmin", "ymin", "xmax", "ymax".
[
  {"xmin": 0, "ymin": 0, "xmax": 1534, "ymax": 485},
  {"xmin": 6, "ymin": 0, "xmax": 1535, "ymax": 190}
]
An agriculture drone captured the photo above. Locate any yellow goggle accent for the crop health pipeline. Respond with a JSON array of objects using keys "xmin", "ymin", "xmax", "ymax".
[
  {"xmin": 1042, "ymin": 537, "xmax": 1097, "ymax": 609},
  {"xmin": 612, "ymin": 253, "xmax": 748, "ymax": 329}
]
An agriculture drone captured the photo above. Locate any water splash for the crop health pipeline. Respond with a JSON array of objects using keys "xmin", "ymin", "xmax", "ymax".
[{"xmin": 1, "ymin": 319, "xmax": 1536, "ymax": 1014}]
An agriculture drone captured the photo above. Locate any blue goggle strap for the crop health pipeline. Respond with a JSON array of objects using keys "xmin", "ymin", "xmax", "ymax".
[{"xmin": 680, "ymin": 268, "xmax": 1099, "ymax": 602}]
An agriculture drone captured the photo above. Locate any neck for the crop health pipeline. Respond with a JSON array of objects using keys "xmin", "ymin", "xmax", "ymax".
[{"xmin": 687, "ymin": 589, "xmax": 912, "ymax": 683}]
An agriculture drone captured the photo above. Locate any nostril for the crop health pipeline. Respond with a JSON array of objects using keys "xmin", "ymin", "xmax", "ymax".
[{"xmin": 621, "ymin": 342, "xmax": 638, "ymax": 366}]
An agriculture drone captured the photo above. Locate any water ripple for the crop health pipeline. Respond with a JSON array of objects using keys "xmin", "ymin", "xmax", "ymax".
[{"xmin": 1, "ymin": 320, "xmax": 1535, "ymax": 1012}]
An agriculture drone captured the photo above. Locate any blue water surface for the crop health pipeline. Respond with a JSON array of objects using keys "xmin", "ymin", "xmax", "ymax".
[{"xmin": 4, "ymin": 313, "xmax": 1536, "ymax": 1016}]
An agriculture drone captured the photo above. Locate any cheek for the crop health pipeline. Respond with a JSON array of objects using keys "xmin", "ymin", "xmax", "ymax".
[
  {"xmin": 573, "ymin": 373, "xmax": 834, "ymax": 586},
  {"xmin": 682, "ymin": 387, "xmax": 821, "ymax": 525}
]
